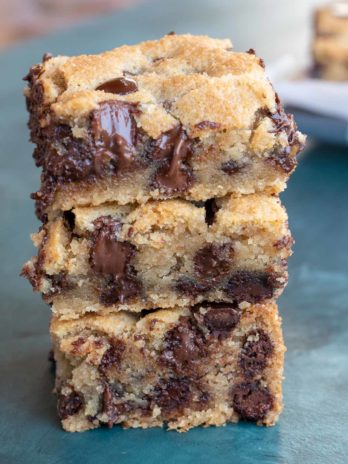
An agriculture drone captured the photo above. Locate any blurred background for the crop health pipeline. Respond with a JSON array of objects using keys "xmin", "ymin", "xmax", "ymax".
[{"xmin": 0, "ymin": 0, "xmax": 138, "ymax": 49}]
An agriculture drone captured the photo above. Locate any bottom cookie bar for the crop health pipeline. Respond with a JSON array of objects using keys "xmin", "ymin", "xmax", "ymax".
[{"xmin": 51, "ymin": 302, "xmax": 285, "ymax": 432}]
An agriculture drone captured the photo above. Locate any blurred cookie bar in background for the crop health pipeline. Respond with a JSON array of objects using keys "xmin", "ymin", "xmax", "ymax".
[{"xmin": 313, "ymin": 2, "xmax": 348, "ymax": 80}]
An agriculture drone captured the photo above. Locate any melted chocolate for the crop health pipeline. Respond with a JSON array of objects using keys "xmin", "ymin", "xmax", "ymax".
[
  {"xmin": 152, "ymin": 126, "xmax": 193, "ymax": 192},
  {"xmin": 96, "ymin": 78, "xmax": 138, "ymax": 95},
  {"xmin": 91, "ymin": 216, "xmax": 142, "ymax": 304},
  {"xmin": 91, "ymin": 101, "xmax": 139, "ymax": 172},
  {"xmin": 152, "ymin": 125, "xmax": 182, "ymax": 160},
  {"xmin": 92, "ymin": 233, "xmax": 134, "ymax": 277}
]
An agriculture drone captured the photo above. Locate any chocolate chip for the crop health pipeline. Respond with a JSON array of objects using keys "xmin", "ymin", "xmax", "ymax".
[
  {"xmin": 221, "ymin": 160, "xmax": 245, "ymax": 175},
  {"xmin": 239, "ymin": 330, "xmax": 274, "ymax": 377},
  {"xmin": 91, "ymin": 229, "xmax": 134, "ymax": 277},
  {"xmin": 152, "ymin": 377, "xmax": 191, "ymax": 414},
  {"xmin": 224, "ymin": 271, "xmax": 275, "ymax": 304},
  {"xmin": 35, "ymin": 124, "xmax": 93, "ymax": 180},
  {"xmin": 91, "ymin": 100, "xmax": 139, "ymax": 173},
  {"xmin": 194, "ymin": 121, "xmax": 221, "ymax": 130},
  {"xmin": 99, "ymin": 274, "xmax": 143, "ymax": 305},
  {"xmin": 198, "ymin": 303, "xmax": 241, "ymax": 334},
  {"xmin": 91, "ymin": 216, "xmax": 143, "ymax": 304},
  {"xmin": 96, "ymin": 78, "xmax": 138, "ymax": 95},
  {"xmin": 267, "ymin": 104, "xmax": 304, "ymax": 173},
  {"xmin": 194, "ymin": 244, "xmax": 233, "ymax": 282},
  {"xmin": 152, "ymin": 126, "xmax": 181, "ymax": 160},
  {"xmin": 29, "ymin": 100, "xmax": 143, "ymax": 222},
  {"xmin": 45, "ymin": 144, "xmax": 94, "ymax": 181},
  {"xmin": 268, "ymin": 147, "xmax": 297, "ymax": 174},
  {"xmin": 204, "ymin": 199, "xmax": 219, "ymax": 226},
  {"xmin": 270, "ymin": 108, "xmax": 295, "ymax": 135},
  {"xmin": 101, "ymin": 382, "xmax": 130, "ymax": 426},
  {"xmin": 175, "ymin": 277, "xmax": 210, "ymax": 297},
  {"xmin": 99, "ymin": 340, "xmax": 125, "ymax": 374},
  {"xmin": 232, "ymin": 381, "xmax": 273, "ymax": 421},
  {"xmin": 57, "ymin": 389, "xmax": 84, "ymax": 420},
  {"xmin": 152, "ymin": 126, "xmax": 193, "ymax": 193},
  {"xmin": 93, "ymin": 149, "xmax": 118, "ymax": 177},
  {"xmin": 161, "ymin": 316, "xmax": 207, "ymax": 374}
]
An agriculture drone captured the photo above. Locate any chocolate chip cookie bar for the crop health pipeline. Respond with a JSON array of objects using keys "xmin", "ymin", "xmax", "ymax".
[
  {"xmin": 22, "ymin": 194, "xmax": 292, "ymax": 318},
  {"xmin": 51, "ymin": 301, "xmax": 285, "ymax": 432},
  {"xmin": 24, "ymin": 34, "xmax": 305, "ymax": 222},
  {"xmin": 313, "ymin": 3, "xmax": 348, "ymax": 80}
]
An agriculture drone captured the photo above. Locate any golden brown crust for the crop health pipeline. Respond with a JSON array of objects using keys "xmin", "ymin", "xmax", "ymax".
[{"xmin": 26, "ymin": 34, "xmax": 278, "ymax": 135}]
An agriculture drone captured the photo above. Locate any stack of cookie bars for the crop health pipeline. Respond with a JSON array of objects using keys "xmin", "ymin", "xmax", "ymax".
[
  {"xmin": 313, "ymin": 1, "xmax": 348, "ymax": 80},
  {"xmin": 22, "ymin": 35, "xmax": 305, "ymax": 432}
]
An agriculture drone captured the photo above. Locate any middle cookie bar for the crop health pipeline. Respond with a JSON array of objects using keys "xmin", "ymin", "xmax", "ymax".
[{"xmin": 23, "ymin": 193, "xmax": 292, "ymax": 319}]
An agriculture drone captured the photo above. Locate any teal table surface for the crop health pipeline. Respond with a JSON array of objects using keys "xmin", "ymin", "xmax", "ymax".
[{"xmin": 0, "ymin": 1, "xmax": 348, "ymax": 462}]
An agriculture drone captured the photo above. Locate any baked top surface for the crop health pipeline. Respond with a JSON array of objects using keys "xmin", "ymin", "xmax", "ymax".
[{"xmin": 27, "ymin": 34, "xmax": 275, "ymax": 132}]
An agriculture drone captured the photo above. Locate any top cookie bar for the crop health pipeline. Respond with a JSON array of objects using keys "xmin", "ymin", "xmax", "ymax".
[{"xmin": 24, "ymin": 34, "xmax": 305, "ymax": 221}]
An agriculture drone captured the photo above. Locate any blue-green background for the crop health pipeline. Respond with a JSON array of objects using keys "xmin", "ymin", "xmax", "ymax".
[{"xmin": 1, "ymin": 1, "xmax": 347, "ymax": 462}]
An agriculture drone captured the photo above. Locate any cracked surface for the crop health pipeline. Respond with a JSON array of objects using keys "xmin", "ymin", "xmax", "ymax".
[
  {"xmin": 24, "ymin": 34, "xmax": 305, "ymax": 221},
  {"xmin": 22, "ymin": 194, "xmax": 292, "ymax": 317},
  {"xmin": 51, "ymin": 301, "xmax": 285, "ymax": 432}
]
